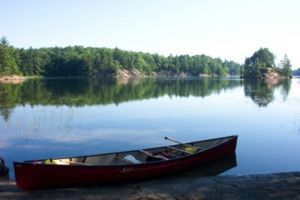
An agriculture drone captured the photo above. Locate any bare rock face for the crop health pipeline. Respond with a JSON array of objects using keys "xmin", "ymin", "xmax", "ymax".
[
  {"xmin": 148, "ymin": 70, "xmax": 200, "ymax": 78},
  {"xmin": 264, "ymin": 68, "xmax": 288, "ymax": 85},
  {"xmin": 116, "ymin": 69, "xmax": 143, "ymax": 79},
  {"xmin": 198, "ymin": 73, "xmax": 210, "ymax": 77},
  {"xmin": 265, "ymin": 68, "xmax": 280, "ymax": 82},
  {"xmin": 0, "ymin": 75, "xmax": 26, "ymax": 84}
]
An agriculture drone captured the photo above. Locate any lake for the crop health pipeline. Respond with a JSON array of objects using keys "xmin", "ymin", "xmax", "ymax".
[{"xmin": 1, "ymin": 77, "xmax": 300, "ymax": 179}]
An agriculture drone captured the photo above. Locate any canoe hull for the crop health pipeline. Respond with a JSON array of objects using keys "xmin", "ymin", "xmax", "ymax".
[{"xmin": 14, "ymin": 135, "xmax": 237, "ymax": 190}]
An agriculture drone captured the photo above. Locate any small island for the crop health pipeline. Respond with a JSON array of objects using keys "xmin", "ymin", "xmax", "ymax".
[{"xmin": 243, "ymin": 48, "xmax": 292, "ymax": 82}]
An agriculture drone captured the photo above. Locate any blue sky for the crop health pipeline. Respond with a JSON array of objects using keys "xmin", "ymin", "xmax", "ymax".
[{"xmin": 1, "ymin": 0, "xmax": 300, "ymax": 68}]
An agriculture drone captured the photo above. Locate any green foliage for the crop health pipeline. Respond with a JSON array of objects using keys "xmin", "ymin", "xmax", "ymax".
[
  {"xmin": 224, "ymin": 60, "xmax": 241, "ymax": 75},
  {"xmin": 18, "ymin": 48, "xmax": 47, "ymax": 75},
  {"xmin": 243, "ymin": 48, "xmax": 276, "ymax": 79},
  {"xmin": 244, "ymin": 48, "xmax": 292, "ymax": 79},
  {"xmin": 278, "ymin": 54, "xmax": 292, "ymax": 77},
  {"xmin": 244, "ymin": 79, "xmax": 291, "ymax": 107},
  {"xmin": 0, "ymin": 36, "xmax": 242, "ymax": 77},
  {"xmin": 0, "ymin": 37, "xmax": 20, "ymax": 75}
]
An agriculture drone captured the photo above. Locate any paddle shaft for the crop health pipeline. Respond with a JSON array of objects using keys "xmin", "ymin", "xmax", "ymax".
[
  {"xmin": 67, "ymin": 161, "xmax": 90, "ymax": 166},
  {"xmin": 166, "ymin": 146, "xmax": 193, "ymax": 154},
  {"xmin": 164, "ymin": 137, "xmax": 200, "ymax": 150}
]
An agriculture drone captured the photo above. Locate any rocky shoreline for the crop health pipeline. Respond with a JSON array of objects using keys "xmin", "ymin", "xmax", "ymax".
[
  {"xmin": 1, "ymin": 171, "xmax": 299, "ymax": 200},
  {"xmin": 0, "ymin": 71, "xmax": 216, "ymax": 85},
  {"xmin": 115, "ymin": 69, "xmax": 216, "ymax": 80},
  {"xmin": 0, "ymin": 69, "xmax": 292, "ymax": 85},
  {"xmin": 264, "ymin": 68, "xmax": 291, "ymax": 85},
  {"xmin": 0, "ymin": 75, "xmax": 27, "ymax": 84}
]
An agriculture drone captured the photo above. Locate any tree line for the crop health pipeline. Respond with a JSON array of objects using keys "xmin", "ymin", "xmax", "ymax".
[{"xmin": 0, "ymin": 36, "xmax": 242, "ymax": 77}]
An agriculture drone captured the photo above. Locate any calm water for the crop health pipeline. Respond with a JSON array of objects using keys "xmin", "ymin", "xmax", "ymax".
[{"xmin": 1, "ymin": 77, "xmax": 300, "ymax": 179}]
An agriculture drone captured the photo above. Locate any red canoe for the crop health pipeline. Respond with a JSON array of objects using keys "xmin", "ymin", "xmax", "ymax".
[{"xmin": 14, "ymin": 135, "xmax": 238, "ymax": 190}]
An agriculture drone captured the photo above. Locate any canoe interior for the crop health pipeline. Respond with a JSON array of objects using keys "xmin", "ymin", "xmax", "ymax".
[{"xmin": 24, "ymin": 135, "xmax": 237, "ymax": 167}]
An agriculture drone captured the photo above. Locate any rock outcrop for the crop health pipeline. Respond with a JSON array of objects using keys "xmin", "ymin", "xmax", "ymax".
[
  {"xmin": 0, "ymin": 75, "xmax": 26, "ymax": 84},
  {"xmin": 115, "ymin": 69, "xmax": 143, "ymax": 79},
  {"xmin": 264, "ymin": 68, "xmax": 290, "ymax": 85},
  {"xmin": 114, "ymin": 69, "xmax": 213, "ymax": 79}
]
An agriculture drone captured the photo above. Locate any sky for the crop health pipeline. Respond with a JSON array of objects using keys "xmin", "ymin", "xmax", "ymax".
[{"xmin": 1, "ymin": 0, "xmax": 300, "ymax": 68}]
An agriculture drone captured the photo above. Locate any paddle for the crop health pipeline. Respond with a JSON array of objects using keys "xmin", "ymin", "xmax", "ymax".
[
  {"xmin": 166, "ymin": 146, "xmax": 193, "ymax": 154},
  {"xmin": 164, "ymin": 136, "xmax": 201, "ymax": 152}
]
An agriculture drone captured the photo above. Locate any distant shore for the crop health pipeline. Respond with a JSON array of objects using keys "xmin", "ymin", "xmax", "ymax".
[{"xmin": 1, "ymin": 171, "xmax": 299, "ymax": 200}]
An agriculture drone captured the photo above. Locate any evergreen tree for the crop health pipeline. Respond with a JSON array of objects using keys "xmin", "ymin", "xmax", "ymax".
[
  {"xmin": 0, "ymin": 37, "xmax": 19, "ymax": 75},
  {"xmin": 278, "ymin": 54, "xmax": 292, "ymax": 77}
]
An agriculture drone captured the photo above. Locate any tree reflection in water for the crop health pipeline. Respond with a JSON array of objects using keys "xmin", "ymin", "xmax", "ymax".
[
  {"xmin": 0, "ymin": 77, "xmax": 292, "ymax": 120},
  {"xmin": 244, "ymin": 79, "xmax": 291, "ymax": 107}
]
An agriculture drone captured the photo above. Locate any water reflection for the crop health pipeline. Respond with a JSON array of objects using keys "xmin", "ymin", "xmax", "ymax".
[
  {"xmin": 0, "ymin": 157, "xmax": 9, "ymax": 178},
  {"xmin": 0, "ymin": 78, "xmax": 292, "ymax": 120},
  {"xmin": 171, "ymin": 153, "xmax": 237, "ymax": 178},
  {"xmin": 244, "ymin": 79, "xmax": 291, "ymax": 107},
  {"xmin": 1, "ymin": 77, "xmax": 300, "ymax": 177}
]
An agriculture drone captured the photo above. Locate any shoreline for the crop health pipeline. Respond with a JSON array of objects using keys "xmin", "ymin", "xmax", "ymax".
[
  {"xmin": 1, "ymin": 171, "xmax": 299, "ymax": 199},
  {"xmin": 0, "ymin": 75, "xmax": 27, "ymax": 84},
  {"xmin": 0, "ymin": 71, "xmax": 233, "ymax": 81},
  {"xmin": 0, "ymin": 71, "xmax": 294, "ymax": 84}
]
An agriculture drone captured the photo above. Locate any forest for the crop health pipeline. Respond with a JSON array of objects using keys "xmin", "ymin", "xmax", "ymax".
[{"xmin": 0, "ymin": 36, "xmax": 242, "ymax": 77}]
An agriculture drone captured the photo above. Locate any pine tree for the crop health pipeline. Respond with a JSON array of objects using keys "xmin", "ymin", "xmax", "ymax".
[
  {"xmin": 278, "ymin": 54, "xmax": 292, "ymax": 77},
  {"xmin": 0, "ymin": 36, "xmax": 19, "ymax": 75}
]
